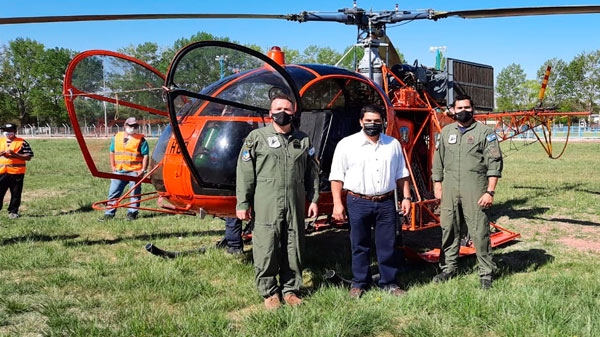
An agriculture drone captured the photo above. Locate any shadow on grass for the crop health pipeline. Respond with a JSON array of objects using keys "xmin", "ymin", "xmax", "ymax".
[
  {"xmin": 0, "ymin": 234, "xmax": 80, "ymax": 246},
  {"xmin": 490, "ymin": 197, "xmax": 550, "ymax": 223},
  {"xmin": 533, "ymin": 216, "xmax": 600, "ymax": 227},
  {"xmin": 495, "ymin": 248, "xmax": 554, "ymax": 276},
  {"xmin": 62, "ymin": 229, "xmax": 225, "ymax": 247}
]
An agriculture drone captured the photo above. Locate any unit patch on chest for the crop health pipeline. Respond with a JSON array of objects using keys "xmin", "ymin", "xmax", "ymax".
[
  {"xmin": 267, "ymin": 136, "xmax": 281, "ymax": 148},
  {"xmin": 448, "ymin": 134, "xmax": 457, "ymax": 144},
  {"xmin": 467, "ymin": 135, "xmax": 475, "ymax": 144}
]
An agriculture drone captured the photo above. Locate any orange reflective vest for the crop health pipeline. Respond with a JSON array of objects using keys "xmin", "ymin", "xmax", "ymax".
[
  {"xmin": 0, "ymin": 137, "xmax": 27, "ymax": 174},
  {"xmin": 113, "ymin": 132, "xmax": 144, "ymax": 171}
]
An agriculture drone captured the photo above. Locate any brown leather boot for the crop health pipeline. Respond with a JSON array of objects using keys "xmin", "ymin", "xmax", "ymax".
[
  {"xmin": 264, "ymin": 294, "xmax": 281, "ymax": 310},
  {"xmin": 283, "ymin": 293, "xmax": 303, "ymax": 307}
]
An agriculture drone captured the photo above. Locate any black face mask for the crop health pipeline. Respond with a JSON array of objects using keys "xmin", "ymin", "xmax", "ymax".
[
  {"xmin": 272, "ymin": 111, "xmax": 293, "ymax": 126},
  {"xmin": 453, "ymin": 110, "xmax": 473, "ymax": 123},
  {"xmin": 363, "ymin": 122, "xmax": 383, "ymax": 136}
]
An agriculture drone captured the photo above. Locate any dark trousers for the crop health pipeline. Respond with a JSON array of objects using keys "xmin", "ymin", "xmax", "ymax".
[
  {"xmin": 0, "ymin": 173, "xmax": 25, "ymax": 214},
  {"xmin": 225, "ymin": 217, "xmax": 243, "ymax": 249},
  {"xmin": 347, "ymin": 195, "xmax": 399, "ymax": 289}
]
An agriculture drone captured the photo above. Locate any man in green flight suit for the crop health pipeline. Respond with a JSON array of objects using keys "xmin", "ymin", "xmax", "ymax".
[
  {"xmin": 236, "ymin": 94, "xmax": 319, "ymax": 309},
  {"xmin": 432, "ymin": 94, "xmax": 503, "ymax": 290}
]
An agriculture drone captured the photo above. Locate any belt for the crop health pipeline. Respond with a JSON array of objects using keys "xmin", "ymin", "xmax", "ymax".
[{"xmin": 347, "ymin": 190, "xmax": 394, "ymax": 202}]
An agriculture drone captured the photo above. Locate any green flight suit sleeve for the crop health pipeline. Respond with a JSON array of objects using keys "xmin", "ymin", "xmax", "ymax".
[
  {"xmin": 432, "ymin": 128, "xmax": 445, "ymax": 182},
  {"xmin": 304, "ymin": 143, "xmax": 320, "ymax": 203},
  {"xmin": 483, "ymin": 129, "xmax": 503, "ymax": 177},
  {"xmin": 235, "ymin": 133, "xmax": 257, "ymax": 211}
]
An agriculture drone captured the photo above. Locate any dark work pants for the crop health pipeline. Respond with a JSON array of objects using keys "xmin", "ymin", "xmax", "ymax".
[
  {"xmin": 0, "ymin": 173, "xmax": 25, "ymax": 214},
  {"xmin": 347, "ymin": 195, "xmax": 399, "ymax": 289},
  {"xmin": 225, "ymin": 217, "xmax": 243, "ymax": 249}
]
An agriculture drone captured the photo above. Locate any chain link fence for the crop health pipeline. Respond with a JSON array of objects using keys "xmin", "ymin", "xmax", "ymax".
[{"xmin": 16, "ymin": 124, "xmax": 170, "ymax": 138}]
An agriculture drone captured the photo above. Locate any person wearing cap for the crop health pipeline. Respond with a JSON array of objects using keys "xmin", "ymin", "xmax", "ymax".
[
  {"xmin": 329, "ymin": 104, "xmax": 411, "ymax": 298},
  {"xmin": 100, "ymin": 117, "xmax": 149, "ymax": 221},
  {"xmin": 0, "ymin": 123, "xmax": 34, "ymax": 219}
]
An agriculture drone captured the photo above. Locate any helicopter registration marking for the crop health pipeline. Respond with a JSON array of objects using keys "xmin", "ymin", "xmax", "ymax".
[
  {"xmin": 267, "ymin": 136, "xmax": 281, "ymax": 148},
  {"xmin": 448, "ymin": 134, "xmax": 457, "ymax": 144}
]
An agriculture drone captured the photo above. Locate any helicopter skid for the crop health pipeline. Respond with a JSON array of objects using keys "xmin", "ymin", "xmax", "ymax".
[{"xmin": 405, "ymin": 222, "xmax": 520, "ymax": 263}]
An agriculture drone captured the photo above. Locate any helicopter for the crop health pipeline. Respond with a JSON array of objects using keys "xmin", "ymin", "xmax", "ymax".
[{"xmin": 3, "ymin": 3, "xmax": 596, "ymax": 260}]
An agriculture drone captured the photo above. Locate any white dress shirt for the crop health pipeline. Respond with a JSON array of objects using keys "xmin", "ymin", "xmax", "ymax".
[{"xmin": 329, "ymin": 131, "xmax": 409, "ymax": 195}]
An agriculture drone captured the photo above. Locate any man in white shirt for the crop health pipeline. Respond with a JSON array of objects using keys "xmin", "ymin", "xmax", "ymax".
[{"xmin": 329, "ymin": 104, "xmax": 411, "ymax": 298}]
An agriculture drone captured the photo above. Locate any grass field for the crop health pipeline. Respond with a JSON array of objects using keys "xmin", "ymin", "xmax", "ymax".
[{"xmin": 1, "ymin": 139, "xmax": 599, "ymax": 337}]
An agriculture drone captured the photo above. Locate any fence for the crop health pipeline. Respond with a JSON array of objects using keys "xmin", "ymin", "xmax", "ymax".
[
  {"xmin": 16, "ymin": 124, "xmax": 170, "ymax": 138},
  {"xmin": 512, "ymin": 126, "xmax": 600, "ymax": 140}
]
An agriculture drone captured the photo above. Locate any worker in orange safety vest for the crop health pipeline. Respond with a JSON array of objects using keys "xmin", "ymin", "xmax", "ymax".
[
  {"xmin": 0, "ymin": 123, "xmax": 34, "ymax": 219},
  {"xmin": 99, "ymin": 117, "xmax": 149, "ymax": 221}
]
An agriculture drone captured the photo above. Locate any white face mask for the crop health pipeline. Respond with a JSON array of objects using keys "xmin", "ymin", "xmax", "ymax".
[
  {"xmin": 125, "ymin": 127, "xmax": 135, "ymax": 135},
  {"xmin": 3, "ymin": 132, "xmax": 15, "ymax": 138}
]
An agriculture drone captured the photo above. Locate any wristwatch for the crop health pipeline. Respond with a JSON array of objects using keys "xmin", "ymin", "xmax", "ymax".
[
  {"xmin": 485, "ymin": 190, "xmax": 495, "ymax": 197},
  {"xmin": 403, "ymin": 197, "xmax": 411, "ymax": 201}
]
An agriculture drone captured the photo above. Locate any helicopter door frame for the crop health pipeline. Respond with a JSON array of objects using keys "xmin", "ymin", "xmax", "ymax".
[
  {"xmin": 63, "ymin": 50, "xmax": 167, "ymax": 181},
  {"xmin": 164, "ymin": 40, "xmax": 302, "ymax": 190}
]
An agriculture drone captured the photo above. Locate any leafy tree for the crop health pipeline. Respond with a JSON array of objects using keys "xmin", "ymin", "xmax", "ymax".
[
  {"xmin": 0, "ymin": 38, "xmax": 74, "ymax": 125},
  {"xmin": 495, "ymin": 63, "xmax": 528, "ymax": 111},
  {"xmin": 297, "ymin": 45, "xmax": 342, "ymax": 65},
  {"xmin": 0, "ymin": 38, "xmax": 46, "ymax": 124},
  {"xmin": 118, "ymin": 42, "xmax": 169, "ymax": 74},
  {"xmin": 280, "ymin": 46, "xmax": 300, "ymax": 64}
]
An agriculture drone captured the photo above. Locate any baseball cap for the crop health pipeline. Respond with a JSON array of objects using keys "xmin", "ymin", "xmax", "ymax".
[
  {"xmin": 124, "ymin": 117, "xmax": 138, "ymax": 126},
  {"xmin": 0, "ymin": 123, "xmax": 17, "ymax": 131}
]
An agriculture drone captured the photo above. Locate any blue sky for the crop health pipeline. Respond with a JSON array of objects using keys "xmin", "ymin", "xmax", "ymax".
[{"xmin": 2, "ymin": 0, "xmax": 600, "ymax": 79}]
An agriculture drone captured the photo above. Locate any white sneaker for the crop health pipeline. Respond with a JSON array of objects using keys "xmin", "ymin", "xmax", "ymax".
[{"xmin": 8, "ymin": 213, "xmax": 19, "ymax": 219}]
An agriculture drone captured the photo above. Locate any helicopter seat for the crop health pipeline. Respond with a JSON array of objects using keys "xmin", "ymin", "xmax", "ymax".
[{"xmin": 298, "ymin": 109, "xmax": 333, "ymax": 162}]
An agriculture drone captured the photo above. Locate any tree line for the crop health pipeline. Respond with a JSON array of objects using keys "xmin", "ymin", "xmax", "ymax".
[
  {"xmin": 1, "ymin": 31, "xmax": 597, "ymax": 126},
  {"xmin": 495, "ymin": 52, "xmax": 600, "ymax": 113}
]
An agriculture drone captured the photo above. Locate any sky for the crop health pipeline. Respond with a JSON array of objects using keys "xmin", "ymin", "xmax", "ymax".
[{"xmin": 1, "ymin": 0, "xmax": 600, "ymax": 80}]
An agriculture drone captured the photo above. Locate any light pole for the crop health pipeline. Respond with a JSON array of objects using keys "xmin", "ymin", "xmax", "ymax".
[
  {"xmin": 215, "ymin": 55, "xmax": 228, "ymax": 79},
  {"xmin": 429, "ymin": 46, "xmax": 447, "ymax": 70}
]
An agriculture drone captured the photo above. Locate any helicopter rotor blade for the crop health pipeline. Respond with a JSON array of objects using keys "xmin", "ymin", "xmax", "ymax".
[
  {"xmin": 0, "ymin": 13, "xmax": 292, "ymax": 25},
  {"xmin": 432, "ymin": 5, "xmax": 600, "ymax": 20}
]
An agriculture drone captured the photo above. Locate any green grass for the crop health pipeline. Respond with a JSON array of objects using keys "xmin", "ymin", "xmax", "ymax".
[{"xmin": 1, "ymin": 139, "xmax": 599, "ymax": 336}]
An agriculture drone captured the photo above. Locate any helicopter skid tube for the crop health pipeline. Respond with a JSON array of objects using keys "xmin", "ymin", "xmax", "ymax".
[{"xmin": 145, "ymin": 243, "xmax": 206, "ymax": 259}]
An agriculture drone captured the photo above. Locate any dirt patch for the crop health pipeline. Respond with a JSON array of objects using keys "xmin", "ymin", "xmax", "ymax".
[
  {"xmin": 557, "ymin": 238, "xmax": 600, "ymax": 254},
  {"xmin": 497, "ymin": 213, "xmax": 600, "ymax": 255},
  {"xmin": 20, "ymin": 189, "xmax": 68, "ymax": 202},
  {"xmin": 227, "ymin": 304, "xmax": 261, "ymax": 329}
]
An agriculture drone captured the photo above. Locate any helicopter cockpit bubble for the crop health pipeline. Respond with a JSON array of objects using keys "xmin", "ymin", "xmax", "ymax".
[
  {"xmin": 162, "ymin": 41, "xmax": 301, "ymax": 198},
  {"xmin": 64, "ymin": 50, "xmax": 172, "ymax": 182}
]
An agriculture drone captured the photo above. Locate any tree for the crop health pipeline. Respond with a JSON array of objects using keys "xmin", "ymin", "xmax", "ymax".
[
  {"xmin": 118, "ymin": 42, "xmax": 169, "ymax": 74},
  {"xmin": 0, "ymin": 38, "xmax": 46, "ymax": 124},
  {"xmin": 0, "ymin": 38, "xmax": 74, "ymax": 125},
  {"xmin": 495, "ymin": 63, "xmax": 528, "ymax": 111},
  {"xmin": 296, "ymin": 45, "xmax": 342, "ymax": 65}
]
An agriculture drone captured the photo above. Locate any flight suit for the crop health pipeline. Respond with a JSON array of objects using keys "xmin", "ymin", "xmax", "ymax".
[
  {"xmin": 236, "ymin": 124, "xmax": 319, "ymax": 298},
  {"xmin": 432, "ymin": 121, "xmax": 503, "ymax": 280}
]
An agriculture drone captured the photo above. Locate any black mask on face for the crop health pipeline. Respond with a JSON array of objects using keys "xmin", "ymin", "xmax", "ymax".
[
  {"xmin": 453, "ymin": 110, "xmax": 473, "ymax": 123},
  {"xmin": 363, "ymin": 122, "xmax": 383, "ymax": 136},
  {"xmin": 272, "ymin": 111, "xmax": 293, "ymax": 126}
]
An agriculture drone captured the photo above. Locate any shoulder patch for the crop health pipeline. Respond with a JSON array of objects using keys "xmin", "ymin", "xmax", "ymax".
[
  {"xmin": 308, "ymin": 147, "xmax": 315, "ymax": 156},
  {"xmin": 486, "ymin": 134, "xmax": 497, "ymax": 142},
  {"xmin": 489, "ymin": 147, "xmax": 501, "ymax": 159},
  {"xmin": 241, "ymin": 150, "xmax": 251, "ymax": 162},
  {"xmin": 244, "ymin": 138, "xmax": 253, "ymax": 148}
]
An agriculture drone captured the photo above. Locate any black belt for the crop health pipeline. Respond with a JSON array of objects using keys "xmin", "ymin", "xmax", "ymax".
[{"xmin": 347, "ymin": 190, "xmax": 394, "ymax": 202}]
